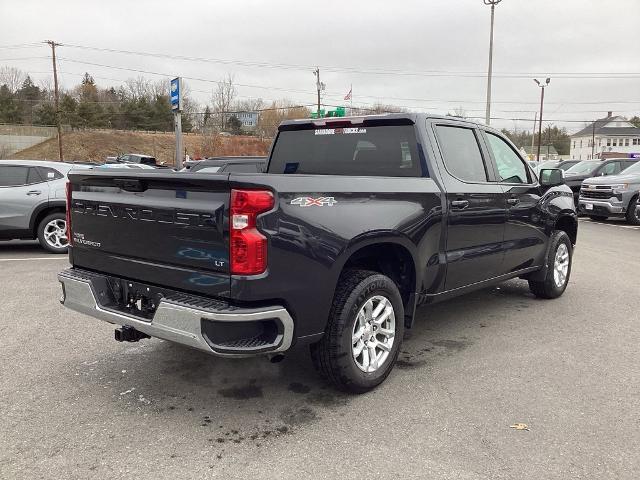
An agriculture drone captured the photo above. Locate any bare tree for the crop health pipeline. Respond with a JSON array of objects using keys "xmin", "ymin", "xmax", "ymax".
[
  {"xmin": 257, "ymin": 100, "xmax": 311, "ymax": 139},
  {"xmin": 446, "ymin": 106, "xmax": 468, "ymax": 118},
  {"xmin": 0, "ymin": 66, "xmax": 26, "ymax": 93},
  {"xmin": 38, "ymin": 77, "xmax": 54, "ymax": 100},
  {"xmin": 150, "ymin": 78, "xmax": 169, "ymax": 98},
  {"xmin": 235, "ymin": 98, "xmax": 264, "ymax": 113},
  {"xmin": 211, "ymin": 74, "xmax": 236, "ymax": 130},
  {"xmin": 352, "ymin": 103, "xmax": 408, "ymax": 115},
  {"xmin": 124, "ymin": 76, "xmax": 153, "ymax": 100}
]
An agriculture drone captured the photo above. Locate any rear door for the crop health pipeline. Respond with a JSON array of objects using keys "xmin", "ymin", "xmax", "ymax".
[
  {"xmin": 69, "ymin": 170, "xmax": 231, "ymax": 296},
  {"xmin": 431, "ymin": 122, "xmax": 507, "ymax": 290},
  {"xmin": 0, "ymin": 165, "xmax": 50, "ymax": 233},
  {"xmin": 481, "ymin": 131, "xmax": 547, "ymax": 274}
]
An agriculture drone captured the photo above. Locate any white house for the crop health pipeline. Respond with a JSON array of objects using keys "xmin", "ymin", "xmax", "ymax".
[{"xmin": 569, "ymin": 112, "xmax": 640, "ymax": 160}]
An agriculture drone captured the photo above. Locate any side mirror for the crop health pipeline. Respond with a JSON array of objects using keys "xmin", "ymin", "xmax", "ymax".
[{"xmin": 539, "ymin": 168, "xmax": 564, "ymax": 187}]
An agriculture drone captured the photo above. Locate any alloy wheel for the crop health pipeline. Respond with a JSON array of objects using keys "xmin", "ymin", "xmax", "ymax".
[
  {"xmin": 351, "ymin": 295, "xmax": 396, "ymax": 373},
  {"xmin": 553, "ymin": 243, "xmax": 569, "ymax": 288},
  {"xmin": 43, "ymin": 219, "xmax": 68, "ymax": 249}
]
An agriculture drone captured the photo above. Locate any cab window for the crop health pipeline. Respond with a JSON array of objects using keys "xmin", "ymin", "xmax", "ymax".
[
  {"xmin": 485, "ymin": 133, "xmax": 529, "ymax": 184},
  {"xmin": 600, "ymin": 162, "xmax": 619, "ymax": 176},
  {"xmin": 0, "ymin": 165, "xmax": 30, "ymax": 187},
  {"xmin": 435, "ymin": 125, "xmax": 488, "ymax": 182}
]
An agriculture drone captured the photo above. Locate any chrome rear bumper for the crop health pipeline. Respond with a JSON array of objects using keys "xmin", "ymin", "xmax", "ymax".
[{"xmin": 58, "ymin": 268, "xmax": 294, "ymax": 357}]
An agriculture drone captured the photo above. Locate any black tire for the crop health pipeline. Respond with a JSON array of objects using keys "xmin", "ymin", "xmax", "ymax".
[
  {"xmin": 528, "ymin": 231, "xmax": 572, "ymax": 299},
  {"xmin": 310, "ymin": 269, "xmax": 404, "ymax": 393},
  {"xmin": 589, "ymin": 215, "xmax": 608, "ymax": 221},
  {"xmin": 37, "ymin": 212, "xmax": 69, "ymax": 254},
  {"xmin": 625, "ymin": 196, "xmax": 640, "ymax": 226}
]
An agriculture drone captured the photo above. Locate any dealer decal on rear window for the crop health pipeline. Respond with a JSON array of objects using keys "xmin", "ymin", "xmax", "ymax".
[{"xmin": 314, "ymin": 127, "xmax": 366, "ymax": 135}]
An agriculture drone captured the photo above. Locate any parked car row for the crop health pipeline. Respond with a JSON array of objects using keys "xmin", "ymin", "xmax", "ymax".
[{"xmin": 0, "ymin": 156, "xmax": 268, "ymax": 254}]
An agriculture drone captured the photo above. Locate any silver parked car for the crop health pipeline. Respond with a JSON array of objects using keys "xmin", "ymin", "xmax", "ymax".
[
  {"xmin": 578, "ymin": 160, "xmax": 640, "ymax": 225},
  {"xmin": 0, "ymin": 160, "xmax": 91, "ymax": 253}
]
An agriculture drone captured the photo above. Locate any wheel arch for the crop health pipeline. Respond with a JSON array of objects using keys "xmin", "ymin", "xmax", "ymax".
[
  {"xmin": 554, "ymin": 213, "xmax": 578, "ymax": 246},
  {"xmin": 30, "ymin": 201, "xmax": 66, "ymax": 236},
  {"xmin": 334, "ymin": 234, "xmax": 419, "ymax": 328}
]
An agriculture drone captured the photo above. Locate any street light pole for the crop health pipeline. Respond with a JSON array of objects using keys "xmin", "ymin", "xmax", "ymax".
[
  {"xmin": 534, "ymin": 78, "xmax": 550, "ymax": 162},
  {"xmin": 484, "ymin": 0, "xmax": 502, "ymax": 125}
]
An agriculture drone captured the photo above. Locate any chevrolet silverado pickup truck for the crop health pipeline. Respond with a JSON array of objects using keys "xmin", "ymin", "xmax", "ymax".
[
  {"xmin": 563, "ymin": 158, "xmax": 638, "ymax": 205},
  {"xmin": 58, "ymin": 114, "xmax": 577, "ymax": 392},
  {"xmin": 578, "ymin": 160, "xmax": 640, "ymax": 224}
]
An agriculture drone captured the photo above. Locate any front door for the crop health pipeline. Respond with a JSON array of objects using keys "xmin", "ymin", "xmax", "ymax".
[
  {"xmin": 481, "ymin": 131, "xmax": 547, "ymax": 274},
  {"xmin": 432, "ymin": 123, "xmax": 507, "ymax": 291}
]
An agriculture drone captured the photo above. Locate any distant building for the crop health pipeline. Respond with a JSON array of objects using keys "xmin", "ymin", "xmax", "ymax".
[
  {"xmin": 520, "ymin": 145, "xmax": 559, "ymax": 161},
  {"xmin": 569, "ymin": 112, "xmax": 640, "ymax": 160},
  {"xmin": 225, "ymin": 111, "xmax": 258, "ymax": 129}
]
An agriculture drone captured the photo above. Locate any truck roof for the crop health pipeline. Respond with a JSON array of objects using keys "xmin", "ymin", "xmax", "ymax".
[{"xmin": 278, "ymin": 113, "xmax": 487, "ymax": 130}]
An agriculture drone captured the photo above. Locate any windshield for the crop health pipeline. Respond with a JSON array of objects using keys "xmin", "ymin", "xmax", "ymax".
[
  {"xmin": 565, "ymin": 161, "xmax": 599, "ymax": 174},
  {"xmin": 558, "ymin": 162, "xmax": 578, "ymax": 171},
  {"xmin": 620, "ymin": 161, "xmax": 640, "ymax": 175},
  {"xmin": 538, "ymin": 161, "xmax": 559, "ymax": 169}
]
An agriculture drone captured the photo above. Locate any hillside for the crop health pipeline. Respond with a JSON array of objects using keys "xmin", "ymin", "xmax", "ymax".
[{"xmin": 12, "ymin": 130, "xmax": 271, "ymax": 165}]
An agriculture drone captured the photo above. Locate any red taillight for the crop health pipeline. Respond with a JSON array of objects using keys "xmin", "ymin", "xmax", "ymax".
[
  {"xmin": 230, "ymin": 189, "xmax": 274, "ymax": 275},
  {"xmin": 65, "ymin": 181, "xmax": 73, "ymax": 246}
]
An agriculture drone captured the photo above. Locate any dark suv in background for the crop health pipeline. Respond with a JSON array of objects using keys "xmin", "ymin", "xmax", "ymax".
[
  {"xmin": 563, "ymin": 158, "xmax": 638, "ymax": 204},
  {"xmin": 0, "ymin": 160, "xmax": 90, "ymax": 253}
]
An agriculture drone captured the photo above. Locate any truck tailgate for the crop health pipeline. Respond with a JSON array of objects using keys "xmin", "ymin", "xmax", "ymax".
[{"xmin": 67, "ymin": 170, "xmax": 231, "ymax": 297}]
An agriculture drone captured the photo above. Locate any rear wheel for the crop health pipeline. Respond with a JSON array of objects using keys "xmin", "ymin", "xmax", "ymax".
[
  {"xmin": 625, "ymin": 196, "xmax": 640, "ymax": 226},
  {"xmin": 37, "ymin": 212, "xmax": 68, "ymax": 254},
  {"xmin": 310, "ymin": 270, "xmax": 404, "ymax": 393},
  {"xmin": 528, "ymin": 231, "xmax": 572, "ymax": 299}
]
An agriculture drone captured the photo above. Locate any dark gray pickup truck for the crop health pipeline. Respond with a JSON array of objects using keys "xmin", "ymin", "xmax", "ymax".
[{"xmin": 58, "ymin": 114, "xmax": 577, "ymax": 392}]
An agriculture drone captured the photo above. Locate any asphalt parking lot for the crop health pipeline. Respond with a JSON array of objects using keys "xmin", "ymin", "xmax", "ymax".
[{"xmin": 1, "ymin": 219, "xmax": 638, "ymax": 480}]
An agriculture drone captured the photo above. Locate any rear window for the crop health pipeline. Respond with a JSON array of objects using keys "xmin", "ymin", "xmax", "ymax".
[
  {"xmin": 139, "ymin": 156, "xmax": 156, "ymax": 165},
  {"xmin": 268, "ymin": 125, "xmax": 422, "ymax": 177}
]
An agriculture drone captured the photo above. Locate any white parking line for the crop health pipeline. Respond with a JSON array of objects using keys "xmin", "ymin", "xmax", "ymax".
[
  {"xmin": 0, "ymin": 257, "xmax": 69, "ymax": 262},
  {"xmin": 579, "ymin": 219, "xmax": 640, "ymax": 230}
]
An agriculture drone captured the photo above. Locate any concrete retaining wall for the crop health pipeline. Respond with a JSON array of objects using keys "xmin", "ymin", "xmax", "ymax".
[{"xmin": 0, "ymin": 124, "xmax": 58, "ymax": 158}]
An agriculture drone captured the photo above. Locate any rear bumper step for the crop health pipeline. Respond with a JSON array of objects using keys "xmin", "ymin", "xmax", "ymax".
[{"xmin": 58, "ymin": 268, "xmax": 294, "ymax": 356}]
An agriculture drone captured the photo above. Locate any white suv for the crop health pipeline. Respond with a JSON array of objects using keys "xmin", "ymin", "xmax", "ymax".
[{"xmin": 0, "ymin": 160, "xmax": 90, "ymax": 253}]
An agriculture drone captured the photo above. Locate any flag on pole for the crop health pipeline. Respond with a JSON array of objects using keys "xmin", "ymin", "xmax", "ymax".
[{"xmin": 344, "ymin": 87, "xmax": 352, "ymax": 101}]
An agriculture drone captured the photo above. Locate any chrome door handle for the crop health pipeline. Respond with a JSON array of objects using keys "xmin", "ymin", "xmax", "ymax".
[
  {"xmin": 27, "ymin": 190, "xmax": 42, "ymax": 196},
  {"xmin": 451, "ymin": 200, "xmax": 469, "ymax": 210},
  {"xmin": 507, "ymin": 198, "xmax": 519, "ymax": 206}
]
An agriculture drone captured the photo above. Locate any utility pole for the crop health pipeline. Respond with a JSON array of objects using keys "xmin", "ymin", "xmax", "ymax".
[
  {"xmin": 46, "ymin": 40, "xmax": 63, "ymax": 161},
  {"xmin": 591, "ymin": 121, "xmax": 596, "ymax": 159},
  {"xmin": 530, "ymin": 112, "xmax": 537, "ymax": 160},
  {"xmin": 483, "ymin": 0, "xmax": 502, "ymax": 125},
  {"xmin": 534, "ymin": 78, "xmax": 550, "ymax": 162},
  {"xmin": 313, "ymin": 68, "xmax": 324, "ymax": 117}
]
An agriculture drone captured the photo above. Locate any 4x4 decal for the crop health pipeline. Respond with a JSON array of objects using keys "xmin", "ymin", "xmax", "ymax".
[{"xmin": 290, "ymin": 196, "xmax": 337, "ymax": 207}]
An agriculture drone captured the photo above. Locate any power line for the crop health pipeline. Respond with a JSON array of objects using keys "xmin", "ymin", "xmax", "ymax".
[
  {"xmin": 0, "ymin": 43, "xmax": 43, "ymax": 50},
  {"xmin": 59, "ymin": 42, "xmax": 640, "ymax": 78},
  {"xmin": 57, "ymin": 57, "xmax": 316, "ymax": 95},
  {"xmin": 54, "ymin": 57, "xmax": 640, "ymax": 111},
  {"xmin": 0, "ymin": 56, "xmax": 49, "ymax": 62},
  {"xmin": 5, "ymin": 55, "xmax": 640, "ymax": 108}
]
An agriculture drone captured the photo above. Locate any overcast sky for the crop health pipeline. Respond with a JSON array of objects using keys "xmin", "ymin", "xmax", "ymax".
[{"xmin": 1, "ymin": 0, "xmax": 639, "ymax": 132}]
